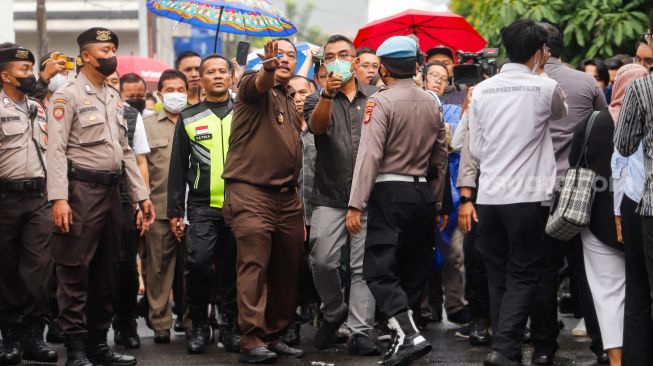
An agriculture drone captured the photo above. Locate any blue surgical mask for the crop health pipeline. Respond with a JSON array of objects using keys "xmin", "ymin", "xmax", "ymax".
[{"xmin": 325, "ymin": 59, "xmax": 353, "ymax": 83}]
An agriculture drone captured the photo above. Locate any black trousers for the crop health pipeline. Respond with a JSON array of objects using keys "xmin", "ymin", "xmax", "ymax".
[
  {"xmin": 113, "ymin": 202, "xmax": 140, "ymax": 331},
  {"xmin": 464, "ymin": 221, "xmax": 489, "ymax": 321},
  {"xmin": 624, "ymin": 196, "xmax": 653, "ymax": 364},
  {"xmin": 363, "ymin": 181, "xmax": 435, "ymax": 320},
  {"xmin": 0, "ymin": 191, "xmax": 53, "ymax": 326},
  {"xmin": 477, "ymin": 202, "xmax": 545, "ymax": 360},
  {"xmin": 185, "ymin": 207, "xmax": 237, "ymax": 322}
]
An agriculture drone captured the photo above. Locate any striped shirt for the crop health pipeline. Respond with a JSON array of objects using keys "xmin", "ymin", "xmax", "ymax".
[{"xmin": 614, "ymin": 74, "xmax": 653, "ymax": 215}]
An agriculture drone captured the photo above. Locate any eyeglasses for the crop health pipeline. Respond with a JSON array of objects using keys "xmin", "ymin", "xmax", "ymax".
[
  {"xmin": 324, "ymin": 51, "xmax": 354, "ymax": 63},
  {"xmin": 358, "ymin": 63, "xmax": 380, "ymax": 70},
  {"xmin": 426, "ymin": 73, "xmax": 448, "ymax": 82},
  {"xmin": 634, "ymin": 55, "xmax": 653, "ymax": 68}
]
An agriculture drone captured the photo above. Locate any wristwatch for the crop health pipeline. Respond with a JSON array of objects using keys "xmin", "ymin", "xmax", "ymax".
[
  {"xmin": 320, "ymin": 89, "xmax": 333, "ymax": 100},
  {"xmin": 459, "ymin": 196, "xmax": 473, "ymax": 204}
]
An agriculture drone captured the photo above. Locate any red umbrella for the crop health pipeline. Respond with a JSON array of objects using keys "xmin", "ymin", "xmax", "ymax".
[
  {"xmin": 116, "ymin": 56, "xmax": 171, "ymax": 85},
  {"xmin": 354, "ymin": 10, "xmax": 487, "ymax": 57}
]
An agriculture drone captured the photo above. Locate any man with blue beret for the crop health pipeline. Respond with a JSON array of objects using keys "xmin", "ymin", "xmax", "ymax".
[{"xmin": 345, "ymin": 35, "xmax": 448, "ymax": 366}]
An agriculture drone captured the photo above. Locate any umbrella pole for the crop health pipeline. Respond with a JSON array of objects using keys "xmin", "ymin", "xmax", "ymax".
[{"xmin": 214, "ymin": 6, "xmax": 224, "ymax": 53}]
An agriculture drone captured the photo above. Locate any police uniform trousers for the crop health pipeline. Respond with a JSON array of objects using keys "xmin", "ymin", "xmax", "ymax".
[
  {"xmin": 144, "ymin": 220, "xmax": 179, "ymax": 331},
  {"xmin": 622, "ymin": 196, "xmax": 653, "ymax": 364},
  {"xmin": 476, "ymin": 202, "xmax": 545, "ymax": 361},
  {"xmin": 223, "ymin": 182, "xmax": 304, "ymax": 351},
  {"xmin": 0, "ymin": 188, "xmax": 53, "ymax": 326},
  {"xmin": 51, "ymin": 179, "xmax": 122, "ymax": 334},
  {"xmin": 185, "ymin": 206, "xmax": 237, "ymax": 323},
  {"xmin": 362, "ymin": 180, "xmax": 436, "ymax": 320},
  {"xmin": 463, "ymin": 221, "xmax": 490, "ymax": 322},
  {"xmin": 113, "ymin": 199, "xmax": 139, "ymax": 331}
]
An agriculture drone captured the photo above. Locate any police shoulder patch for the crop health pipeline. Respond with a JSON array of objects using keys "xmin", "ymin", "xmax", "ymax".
[
  {"xmin": 362, "ymin": 101, "xmax": 376, "ymax": 125},
  {"xmin": 53, "ymin": 105, "xmax": 65, "ymax": 121}
]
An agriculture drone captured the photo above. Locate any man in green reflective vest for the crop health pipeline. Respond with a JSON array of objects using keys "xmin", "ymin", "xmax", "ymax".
[{"xmin": 167, "ymin": 55, "xmax": 239, "ymax": 355}]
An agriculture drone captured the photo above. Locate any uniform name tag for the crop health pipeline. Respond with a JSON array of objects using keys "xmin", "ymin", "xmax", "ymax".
[
  {"xmin": 78, "ymin": 106, "xmax": 99, "ymax": 114},
  {"xmin": 195, "ymin": 134, "xmax": 213, "ymax": 141},
  {"xmin": 194, "ymin": 125, "xmax": 212, "ymax": 141},
  {"xmin": 0, "ymin": 116, "xmax": 21, "ymax": 123}
]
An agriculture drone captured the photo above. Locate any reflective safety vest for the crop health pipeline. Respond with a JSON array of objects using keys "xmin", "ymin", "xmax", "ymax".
[{"xmin": 183, "ymin": 109, "xmax": 231, "ymax": 208}]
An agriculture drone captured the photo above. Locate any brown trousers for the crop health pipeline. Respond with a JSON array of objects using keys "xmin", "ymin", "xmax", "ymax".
[
  {"xmin": 51, "ymin": 180, "xmax": 122, "ymax": 334},
  {"xmin": 223, "ymin": 182, "xmax": 304, "ymax": 351},
  {"xmin": 144, "ymin": 220, "xmax": 179, "ymax": 331},
  {"xmin": 0, "ymin": 191, "xmax": 53, "ymax": 325}
]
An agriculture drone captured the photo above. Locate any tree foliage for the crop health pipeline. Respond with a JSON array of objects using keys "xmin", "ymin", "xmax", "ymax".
[{"xmin": 449, "ymin": 0, "xmax": 650, "ymax": 64}]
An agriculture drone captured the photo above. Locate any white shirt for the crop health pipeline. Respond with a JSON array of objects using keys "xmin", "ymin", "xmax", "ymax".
[
  {"xmin": 132, "ymin": 112, "xmax": 150, "ymax": 155},
  {"xmin": 469, "ymin": 63, "xmax": 567, "ymax": 205}
]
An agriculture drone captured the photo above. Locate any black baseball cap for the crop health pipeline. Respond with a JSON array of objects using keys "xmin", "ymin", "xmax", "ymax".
[{"xmin": 426, "ymin": 46, "xmax": 454, "ymax": 62}]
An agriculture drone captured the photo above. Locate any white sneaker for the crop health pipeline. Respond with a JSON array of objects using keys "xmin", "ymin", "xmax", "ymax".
[{"xmin": 572, "ymin": 318, "xmax": 587, "ymax": 337}]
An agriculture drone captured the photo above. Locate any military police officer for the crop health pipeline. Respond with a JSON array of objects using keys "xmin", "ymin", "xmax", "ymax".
[
  {"xmin": 46, "ymin": 28, "xmax": 154, "ymax": 366},
  {"xmin": 0, "ymin": 45, "xmax": 58, "ymax": 365},
  {"xmin": 345, "ymin": 36, "xmax": 448, "ymax": 366}
]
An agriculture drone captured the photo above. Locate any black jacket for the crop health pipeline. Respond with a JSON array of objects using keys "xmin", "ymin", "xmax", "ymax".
[{"xmin": 569, "ymin": 110, "xmax": 621, "ymax": 251}]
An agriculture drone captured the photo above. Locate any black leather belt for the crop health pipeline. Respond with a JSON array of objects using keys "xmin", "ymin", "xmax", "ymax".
[
  {"xmin": 226, "ymin": 179, "xmax": 295, "ymax": 193},
  {"xmin": 0, "ymin": 178, "xmax": 45, "ymax": 192},
  {"xmin": 68, "ymin": 164, "xmax": 122, "ymax": 186}
]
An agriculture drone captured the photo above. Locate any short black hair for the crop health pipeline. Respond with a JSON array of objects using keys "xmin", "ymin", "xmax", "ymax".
[
  {"xmin": 275, "ymin": 38, "xmax": 297, "ymax": 53},
  {"xmin": 175, "ymin": 50, "xmax": 201, "ymax": 70},
  {"xmin": 604, "ymin": 56, "xmax": 624, "ymax": 70},
  {"xmin": 199, "ymin": 54, "xmax": 233, "ymax": 76},
  {"xmin": 540, "ymin": 22, "xmax": 563, "ymax": 58},
  {"xmin": 313, "ymin": 61, "xmax": 324, "ymax": 77},
  {"xmin": 157, "ymin": 69, "xmax": 188, "ymax": 92},
  {"xmin": 422, "ymin": 61, "xmax": 449, "ymax": 84},
  {"xmin": 323, "ymin": 34, "xmax": 355, "ymax": 53},
  {"xmin": 119, "ymin": 73, "xmax": 146, "ymax": 92},
  {"xmin": 356, "ymin": 47, "xmax": 376, "ymax": 57},
  {"xmin": 577, "ymin": 58, "xmax": 610, "ymax": 86},
  {"xmin": 146, "ymin": 92, "xmax": 156, "ymax": 102},
  {"xmin": 501, "ymin": 19, "xmax": 548, "ymax": 64},
  {"xmin": 381, "ymin": 57, "xmax": 417, "ymax": 79}
]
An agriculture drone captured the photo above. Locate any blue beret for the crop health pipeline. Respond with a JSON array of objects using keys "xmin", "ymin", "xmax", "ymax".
[{"xmin": 376, "ymin": 36, "xmax": 417, "ymax": 59}]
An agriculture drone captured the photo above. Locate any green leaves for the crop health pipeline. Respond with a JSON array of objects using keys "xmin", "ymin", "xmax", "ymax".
[{"xmin": 450, "ymin": 0, "xmax": 649, "ymax": 64}]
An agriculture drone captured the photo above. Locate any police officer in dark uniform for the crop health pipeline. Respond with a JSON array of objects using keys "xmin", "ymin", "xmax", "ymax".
[
  {"xmin": 0, "ymin": 45, "xmax": 58, "ymax": 365},
  {"xmin": 46, "ymin": 28, "xmax": 154, "ymax": 366},
  {"xmin": 346, "ymin": 36, "xmax": 448, "ymax": 366}
]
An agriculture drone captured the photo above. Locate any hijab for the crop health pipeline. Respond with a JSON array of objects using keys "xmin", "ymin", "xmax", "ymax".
[{"xmin": 609, "ymin": 63, "xmax": 649, "ymax": 124}]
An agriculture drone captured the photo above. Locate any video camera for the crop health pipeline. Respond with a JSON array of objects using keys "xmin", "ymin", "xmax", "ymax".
[{"xmin": 452, "ymin": 48, "xmax": 499, "ymax": 85}]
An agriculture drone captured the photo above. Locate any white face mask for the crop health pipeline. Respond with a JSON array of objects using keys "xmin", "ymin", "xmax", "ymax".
[
  {"xmin": 47, "ymin": 73, "xmax": 68, "ymax": 92},
  {"xmin": 161, "ymin": 92, "xmax": 187, "ymax": 113}
]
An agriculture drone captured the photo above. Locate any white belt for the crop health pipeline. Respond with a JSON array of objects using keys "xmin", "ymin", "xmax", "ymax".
[{"xmin": 375, "ymin": 174, "xmax": 427, "ymax": 183}]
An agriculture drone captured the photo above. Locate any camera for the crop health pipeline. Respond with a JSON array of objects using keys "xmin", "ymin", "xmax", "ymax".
[{"xmin": 453, "ymin": 48, "xmax": 499, "ymax": 85}]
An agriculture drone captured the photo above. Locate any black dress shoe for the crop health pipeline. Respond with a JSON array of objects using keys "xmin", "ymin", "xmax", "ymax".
[
  {"xmin": 239, "ymin": 347, "xmax": 277, "ymax": 364},
  {"xmin": 313, "ymin": 309, "xmax": 347, "ymax": 350},
  {"xmin": 348, "ymin": 333, "xmax": 380, "ymax": 356},
  {"xmin": 596, "ymin": 351, "xmax": 609, "ymax": 364},
  {"xmin": 532, "ymin": 354, "xmax": 553, "ymax": 365},
  {"xmin": 469, "ymin": 319, "xmax": 491, "ymax": 346},
  {"xmin": 87, "ymin": 344, "xmax": 137, "ymax": 366},
  {"xmin": 153, "ymin": 331, "xmax": 171, "ymax": 344},
  {"xmin": 64, "ymin": 335, "xmax": 93, "ymax": 366},
  {"xmin": 218, "ymin": 317, "xmax": 241, "ymax": 353},
  {"xmin": 269, "ymin": 342, "xmax": 304, "ymax": 358},
  {"xmin": 187, "ymin": 323, "xmax": 208, "ymax": 354},
  {"xmin": 22, "ymin": 320, "xmax": 58, "ymax": 363},
  {"xmin": 173, "ymin": 317, "xmax": 185, "ymax": 333},
  {"xmin": 0, "ymin": 327, "xmax": 22, "ymax": 365},
  {"xmin": 483, "ymin": 351, "xmax": 522, "ymax": 366}
]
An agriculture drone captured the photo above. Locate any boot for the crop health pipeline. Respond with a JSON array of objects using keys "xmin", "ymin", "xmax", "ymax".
[
  {"xmin": 46, "ymin": 318, "xmax": 65, "ymax": 344},
  {"xmin": 0, "ymin": 327, "xmax": 21, "ymax": 365},
  {"xmin": 64, "ymin": 334, "xmax": 93, "ymax": 366},
  {"xmin": 22, "ymin": 319, "xmax": 58, "ymax": 363},
  {"xmin": 218, "ymin": 315, "xmax": 241, "ymax": 353},
  {"xmin": 86, "ymin": 329, "xmax": 136, "ymax": 366},
  {"xmin": 382, "ymin": 311, "xmax": 432, "ymax": 366},
  {"xmin": 114, "ymin": 317, "xmax": 140, "ymax": 349},
  {"xmin": 469, "ymin": 318, "xmax": 491, "ymax": 346},
  {"xmin": 187, "ymin": 320, "xmax": 208, "ymax": 355}
]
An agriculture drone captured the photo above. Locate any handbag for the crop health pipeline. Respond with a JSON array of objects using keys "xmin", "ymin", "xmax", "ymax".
[{"xmin": 545, "ymin": 111, "xmax": 600, "ymax": 241}]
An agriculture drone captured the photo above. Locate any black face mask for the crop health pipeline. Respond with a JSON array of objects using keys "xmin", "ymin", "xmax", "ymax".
[
  {"xmin": 125, "ymin": 98, "xmax": 146, "ymax": 114},
  {"xmin": 93, "ymin": 56, "xmax": 118, "ymax": 76},
  {"xmin": 15, "ymin": 75, "xmax": 37, "ymax": 94}
]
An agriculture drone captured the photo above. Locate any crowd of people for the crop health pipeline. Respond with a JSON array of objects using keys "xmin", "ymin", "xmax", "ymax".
[{"xmin": 0, "ymin": 10, "xmax": 653, "ymax": 366}]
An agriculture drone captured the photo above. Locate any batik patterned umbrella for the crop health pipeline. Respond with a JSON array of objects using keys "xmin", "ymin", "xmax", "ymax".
[{"xmin": 147, "ymin": 0, "xmax": 297, "ymax": 51}]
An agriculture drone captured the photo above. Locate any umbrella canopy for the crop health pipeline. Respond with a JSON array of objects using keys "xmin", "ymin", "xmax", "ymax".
[
  {"xmin": 246, "ymin": 41, "xmax": 319, "ymax": 78},
  {"xmin": 116, "ymin": 56, "xmax": 171, "ymax": 88},
  {"xmin": 147, "ymin": 0, "xmax": 296, "ymax": 37},
  {"xmin": 354, "ymin": 9, "xmax": 486, "ymax": 56}
]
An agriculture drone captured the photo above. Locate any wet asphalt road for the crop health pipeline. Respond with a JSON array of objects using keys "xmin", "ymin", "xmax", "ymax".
[{"xmin": 39, "ymin": 316, "xmax": 600, "ymax": 366}]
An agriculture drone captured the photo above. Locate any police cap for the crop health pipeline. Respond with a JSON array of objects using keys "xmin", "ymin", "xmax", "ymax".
[
  {"xmin": 376, "ymin": 36, "xmax": 418, "ymax": 59},
  {"xmin": 0, "ymin": 47, "xmax": 35, "ymax": 65},
  {"xmin": 77, "ymin": 27, "xmax": 119, "ymax": 49}
]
